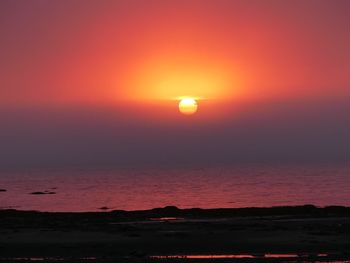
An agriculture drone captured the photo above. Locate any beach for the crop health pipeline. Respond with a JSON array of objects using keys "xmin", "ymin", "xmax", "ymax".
[{"xmin": 1, "ymin": 205, "xmax": 350, "ymax": 262}]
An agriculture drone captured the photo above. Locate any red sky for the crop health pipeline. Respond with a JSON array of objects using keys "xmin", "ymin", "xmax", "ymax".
[
  {"xmin": 0, "ymin": 0, "xmax": 350, "ymax": 168},
  {"xmin": 1, "ymin": 0, "xmax": 349, "ymax": 107}
]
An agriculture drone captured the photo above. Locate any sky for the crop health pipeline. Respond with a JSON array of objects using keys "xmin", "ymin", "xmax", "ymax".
[{"xmin": 0, "ymin": 0, "xmax": 350, "ymax": 169}]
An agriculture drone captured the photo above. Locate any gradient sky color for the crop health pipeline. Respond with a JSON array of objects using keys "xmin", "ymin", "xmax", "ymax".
[{"xmin": 0, "ymin": 0, "xmax": 350, "ymax": 168}]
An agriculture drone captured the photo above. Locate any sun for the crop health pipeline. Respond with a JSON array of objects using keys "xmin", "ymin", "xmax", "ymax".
[{"xmin": 178, "ymin": 98, "xmax": 198, "ymax": 115}]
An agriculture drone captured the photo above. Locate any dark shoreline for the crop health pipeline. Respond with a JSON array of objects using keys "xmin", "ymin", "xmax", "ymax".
[
  {"xmin": 3, "ymin": 204, "xmax": 350, "ymax": 218},
  {"xmin": 1, "ymin": 205, "xmax": 350, "ymax": 262}
]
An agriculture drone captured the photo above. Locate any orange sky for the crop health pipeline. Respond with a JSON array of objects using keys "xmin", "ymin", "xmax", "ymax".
[{"xmin": 1, "ymin": 0, "xmax": 349, "ymax": 109}]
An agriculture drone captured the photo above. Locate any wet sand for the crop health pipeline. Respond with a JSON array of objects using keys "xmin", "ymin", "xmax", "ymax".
[{"xmin": 1, "ymin": 205, "xmax": 350, "ymax": 262}]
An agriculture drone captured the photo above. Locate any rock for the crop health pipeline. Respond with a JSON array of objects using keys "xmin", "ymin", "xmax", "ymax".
[
  {"xmin": 30, "ymin": 191, "xmax": 56, "ymax": 195},
  {"xmin": 30, "ymin": 192, "xmax": 46, "ymax": 195}
]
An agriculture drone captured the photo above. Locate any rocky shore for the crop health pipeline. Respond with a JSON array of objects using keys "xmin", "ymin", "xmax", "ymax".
[{"xmin": 1, "ymin": 205, "xmax": 350, "ymax": 262}]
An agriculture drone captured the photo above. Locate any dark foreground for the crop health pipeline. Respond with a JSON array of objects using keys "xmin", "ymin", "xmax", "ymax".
[{"xmin": 1, "ymin": 205, "xmax": 350, "ymax": 262}]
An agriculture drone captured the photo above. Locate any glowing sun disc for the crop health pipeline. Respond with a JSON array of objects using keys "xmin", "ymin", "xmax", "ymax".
[{"xmin": 178, "ymin": 98, "xmax": 198, "ymax": 115}]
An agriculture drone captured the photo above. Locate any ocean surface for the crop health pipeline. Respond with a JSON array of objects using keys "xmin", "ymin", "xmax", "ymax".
[{"xmin": 0, "ymin": 164, "xmax": 350, "ymax": 212}]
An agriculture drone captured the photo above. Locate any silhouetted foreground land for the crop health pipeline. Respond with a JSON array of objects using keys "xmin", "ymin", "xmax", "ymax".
[{"xmin": 1, "ymin": 205, "xmax": 350, "ymax": 262}]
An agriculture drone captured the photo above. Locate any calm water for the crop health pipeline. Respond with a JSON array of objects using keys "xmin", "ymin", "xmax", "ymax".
[{"xmin": 0, "ymin": 165, "xmax": 350, "ymax": 212}]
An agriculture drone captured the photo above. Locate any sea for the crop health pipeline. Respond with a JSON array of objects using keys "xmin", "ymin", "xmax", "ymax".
[{"xmin": 0, "ymin": 164, "xmax": 349, "ymax": 212}]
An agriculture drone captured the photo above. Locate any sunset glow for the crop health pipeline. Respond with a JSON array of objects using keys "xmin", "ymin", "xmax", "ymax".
[
  {"xmin": 1, "ymin": 1, "xmax": 349, "ymax": 112},
  {"xmin": 0, "ymin": 0, "xmax": 350, "ymax": 165},
  {"xmin": 121, "ymin": 54, "xmax": 239, "ymax": 104}
]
